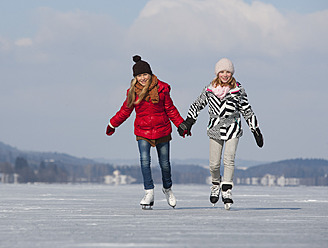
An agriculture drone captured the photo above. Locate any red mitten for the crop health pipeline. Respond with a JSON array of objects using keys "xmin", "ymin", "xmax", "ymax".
[{"xmin": 106, "ymin": 125, "xmax": 115, "ymax": 136}]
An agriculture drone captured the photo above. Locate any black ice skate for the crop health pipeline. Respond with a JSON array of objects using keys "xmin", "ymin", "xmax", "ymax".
[
  {"xmin": 221, "ymin": 183, "xmax": 233, "ymax": 210},
  {"xmin": 140, "ymin": 189, "xmax": 154, "ymax": 210},
  {"xmin": 210, "ymin": 184, "xmax": 220, "ymax": 206}
]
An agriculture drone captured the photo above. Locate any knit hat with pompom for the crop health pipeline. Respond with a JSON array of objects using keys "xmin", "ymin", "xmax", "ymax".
[
  {"xmin": 132, "ymin": 55, "xmax": 152, "ymax": 77},
  {"xmin": 214, "ymin": 58, "xmax": 235, "ymax": 75}
]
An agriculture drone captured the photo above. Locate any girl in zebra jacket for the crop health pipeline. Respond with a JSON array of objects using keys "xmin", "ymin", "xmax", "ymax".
[{"xmin": 178, "ymin": 58, "xmax": 263, "ymax": 210}]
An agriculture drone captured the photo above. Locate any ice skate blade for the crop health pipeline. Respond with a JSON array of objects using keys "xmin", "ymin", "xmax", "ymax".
[
  {"xmin": 224, "ymin": 203, "xmax": 232, "ymax": 210},
  {"xmin": 141, "ymin": 204, "xmax": 153, "ymax": 210}
]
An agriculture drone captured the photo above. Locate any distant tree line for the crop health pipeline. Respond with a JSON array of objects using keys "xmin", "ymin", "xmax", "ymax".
[
  {"xmin": 0, "ymin": 157, "xmax": 69, "ymax": 183},
  {"xmin": 235, "ymin": 158, "xmax": 328, "ymax": 178},
  {"xmin": 1, "ymin": 157, "xmax": 328, "ymax": 186},
  {"xmin": 0, "ymin": 156, "xmax": 210, "ymax": 184},
  {"xmin": 234, "ymin": 158, "xmax": 328, "ymax": 186}
]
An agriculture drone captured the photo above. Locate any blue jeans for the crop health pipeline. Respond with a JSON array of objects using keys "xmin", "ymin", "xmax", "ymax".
[{"xmin": 137, "ymin": 140, "xmax": 172, "ymax": 190}]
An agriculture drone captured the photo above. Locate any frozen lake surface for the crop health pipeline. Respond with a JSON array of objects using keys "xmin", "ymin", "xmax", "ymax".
[{"xmin": 0, "ymin": 184, "xmax": 327, "ymax": 248}]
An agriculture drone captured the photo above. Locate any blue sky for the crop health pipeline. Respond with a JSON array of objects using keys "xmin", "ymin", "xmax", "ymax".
[{"xmin": 1, "ymin": 0, "xmax": 327, "ymax": 163}]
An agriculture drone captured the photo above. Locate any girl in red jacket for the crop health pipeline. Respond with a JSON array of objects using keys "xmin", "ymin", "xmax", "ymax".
[{"xmin": 106, "ymin": 55, "xmax": 185, "ymax": 209}]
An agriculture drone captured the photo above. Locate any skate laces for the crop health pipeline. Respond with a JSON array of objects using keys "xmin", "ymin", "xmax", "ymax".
[
  {"xmin": 142, "ymin": 190, "xmax": 153, "ymax": 200},
  {"xmin": 163, "ymin": 188, "xmax": 176, "ymax": 203},
  {"xmin": 164, "ymin": 188, "xmax": 173, "ymax": 199},
  {"xmin": 222, "ymin": 189, "xmax": 232, "ymax": 199},
  {"xmin": 210, "ymin": 185, "xmax": 220, "ymax": 196}
]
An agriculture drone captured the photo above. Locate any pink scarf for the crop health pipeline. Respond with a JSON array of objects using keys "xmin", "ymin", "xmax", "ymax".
[{"xmin": 209, "ymin": 85, "xmax": 230, "ymax": 100}]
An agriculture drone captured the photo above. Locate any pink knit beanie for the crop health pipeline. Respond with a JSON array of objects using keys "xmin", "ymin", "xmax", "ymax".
[{"xmin": 214, "ymin": 58, "xmax": 235, "ymax": 75}]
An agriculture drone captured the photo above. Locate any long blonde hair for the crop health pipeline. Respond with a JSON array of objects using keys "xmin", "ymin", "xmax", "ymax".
[
  {"xmin": 127, "ymin": 76, "xmax": 152, "ymax": 108},
  {"xmin": 211, "ymin": 75, "xmax": 236, "ymax": 89}
]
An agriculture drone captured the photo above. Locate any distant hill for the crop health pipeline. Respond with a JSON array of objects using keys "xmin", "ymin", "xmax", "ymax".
[
  {"xmin": 0, "ymin": 141, "xmax": 95, "ymax": 168},
  {"xmin": 0, "ymin": 141, "xmax": 265, "ymax": 168},
  {"xmin": 1, "ymin": 140, "xmax": 328, "ymax": 185},
  {"xmin": 235, "ymin": 158, "xmax": 328, "ymax": 178}
]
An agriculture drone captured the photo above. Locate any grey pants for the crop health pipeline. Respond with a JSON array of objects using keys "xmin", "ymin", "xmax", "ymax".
[{"xmin": 209, "ymin": 138, "xmax": 239, "ymax": 184}]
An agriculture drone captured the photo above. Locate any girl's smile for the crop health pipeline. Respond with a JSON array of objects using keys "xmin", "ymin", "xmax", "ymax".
[
  {"xmin": 136, "ymin": 73, "xmax": 151, "ymax": 85},
  {"xmin": 218, "ymin": 70, "xmax": 232, "ymax": 83}
]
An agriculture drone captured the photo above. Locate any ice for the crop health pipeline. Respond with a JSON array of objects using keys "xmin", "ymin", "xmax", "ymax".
[{"xmin": 0, "ymin": 184, "xmax": 327, "ymax": 247}]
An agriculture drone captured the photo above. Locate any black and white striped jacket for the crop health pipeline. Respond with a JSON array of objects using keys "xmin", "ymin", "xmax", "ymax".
[{"xmin": 187, "ymin": 82, "xmax": 259, "ymax": 140}]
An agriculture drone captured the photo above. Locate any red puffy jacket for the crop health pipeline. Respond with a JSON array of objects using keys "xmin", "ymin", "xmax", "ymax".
[{"xmin": 110, "ymin": 79, "xmax": 183, "ymax": 140}]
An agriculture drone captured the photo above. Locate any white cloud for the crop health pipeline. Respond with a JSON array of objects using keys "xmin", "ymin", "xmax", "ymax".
[
  {"xmin": 286, "ymin": 10, "xmax": 328, "ymax": 52},
  {"xmin": 15, "ymin": 38, "xmax": 33, "ymax": 47},
  {"xmin": 128, "ymin": 0, "xmax": 328, "ymax": 57}
]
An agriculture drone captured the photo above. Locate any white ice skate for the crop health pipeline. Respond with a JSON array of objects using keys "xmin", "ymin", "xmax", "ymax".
[
  {"xmin": 140, "ymin": 189, "xmax": 154, "ymax": 210},
  {"xmin": 162, "ymin": 187, "xmax": 176, "ymax": 208},
  {"xmin": 222, "ymin": 191, "xmax": 233, "ymax": 210},
  {"xmin": 210, "ymin": 184, "xmax": 220, "ymax": 206},
  {"xmin": 221, "ymin": 183, "xmax": 233, "ymax": 210}
]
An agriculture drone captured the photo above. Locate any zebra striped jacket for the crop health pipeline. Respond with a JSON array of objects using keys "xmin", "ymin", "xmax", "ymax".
[{"xmin": 187, "ymin": 82, "xmax": 259, "ymax": 140}]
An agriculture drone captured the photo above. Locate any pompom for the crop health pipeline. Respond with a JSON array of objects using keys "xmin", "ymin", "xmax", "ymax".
[{"xmin": 133, "ymin": 55, "xmax": 141, "ymax": 63}]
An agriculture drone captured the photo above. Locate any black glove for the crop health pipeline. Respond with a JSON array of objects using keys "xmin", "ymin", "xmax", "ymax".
[
  {"xmin": 178, "ymin": 122, "xmax": 189, "ymax": 138},
  {"xmin": 252, "ymin": 127, "xmax": 263, "ymax": 148},
  {"xmin": 178, "ymin": 117, "xmax": 195, "ymax": 138},
  {"xmin": 185, "ymin": 117, "xmax": 195, "ymax": 129}
]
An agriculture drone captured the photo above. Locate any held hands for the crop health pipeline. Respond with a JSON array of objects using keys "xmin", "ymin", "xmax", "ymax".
[
  {"xmin": 106, "ymin": 125, "xmax": 115, "ymax": 136},
  {"xmin": 178, "ymin": 117, "xmax": 195, "ymax": 138},
  {"xmin": 178, "ymin": 122, "xmax": 189, "ymax": 138},
  {"xmin": 251, "ymin": 127, "xmax": 264, "ymax": 148}
]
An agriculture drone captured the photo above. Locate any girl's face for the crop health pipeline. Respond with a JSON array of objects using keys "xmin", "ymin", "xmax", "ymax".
[
  {"xmin": 218, "ymin": 70, "xmax": 232, "ymax": 84},
  {"xmin": 136, "ymin": 73, "xmax": 151, "ymax": 85}
]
